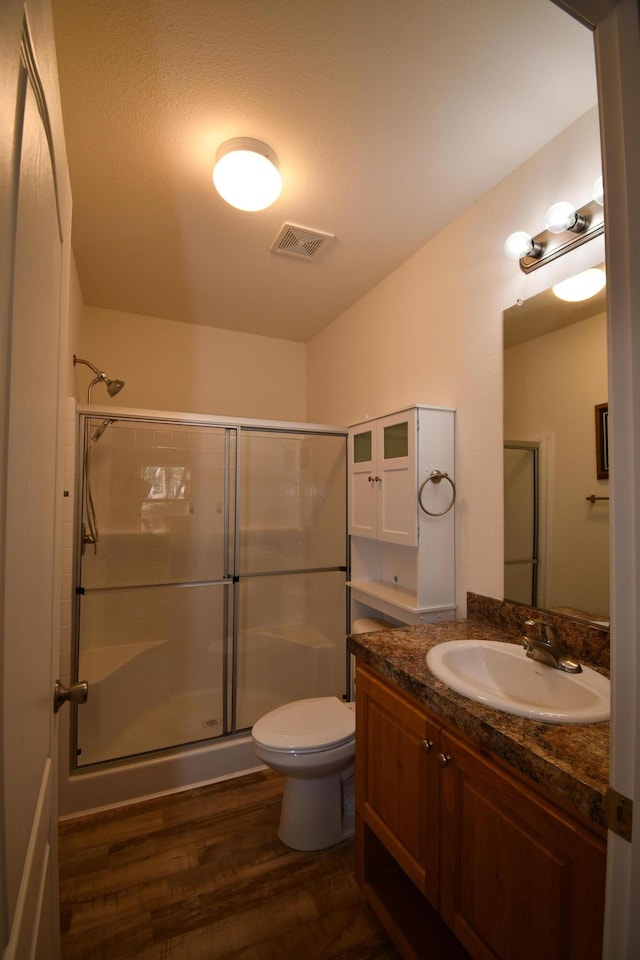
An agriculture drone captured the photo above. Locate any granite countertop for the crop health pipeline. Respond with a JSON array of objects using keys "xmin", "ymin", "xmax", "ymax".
[{"xmin": 347, "ymin": 617, "xmax": 609, "ymax": 829}]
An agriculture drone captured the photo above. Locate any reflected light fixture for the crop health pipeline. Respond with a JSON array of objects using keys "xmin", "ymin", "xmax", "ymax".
[
  {"xmin": 213, "ymin": 138, "xmax": 282, "ymax": 212},
  {"xmin": 504, "ymin": 183, "xmax": 604, "ymax": 274},
  {"xmin": 552, "ymin": 267, "xmax": 606, "ymax": 302}
]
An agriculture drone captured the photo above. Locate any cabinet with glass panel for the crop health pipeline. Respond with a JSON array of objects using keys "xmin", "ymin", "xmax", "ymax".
[{"xmin": 348, "ymin": 405, "xmax": 456, "ymax": 625}]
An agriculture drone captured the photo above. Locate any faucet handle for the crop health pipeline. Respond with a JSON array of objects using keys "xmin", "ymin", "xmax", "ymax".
[
  {"xmin": 524, "ymin": 618, "xmax": 556, "ymax": 643},
  {"xmin": 522, "ymin": 618, "xmax": 540, "ymax": 649},
  {"xmin": 523, "ymin": 618, "xmax": 582, "ymax": 673}
]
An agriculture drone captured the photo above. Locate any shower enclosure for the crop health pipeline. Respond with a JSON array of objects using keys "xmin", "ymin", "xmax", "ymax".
[{"xmin": 73, "ymin": 411, "xmax": 347, "ymax": 769}]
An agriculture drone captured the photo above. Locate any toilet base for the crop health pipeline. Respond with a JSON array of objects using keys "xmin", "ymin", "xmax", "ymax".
[{"xmin": 278, "ymin": 766, "xmax": 354, "ymax": 851}]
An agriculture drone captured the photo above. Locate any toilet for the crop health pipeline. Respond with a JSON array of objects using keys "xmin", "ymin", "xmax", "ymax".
[{"xmin": 251, "ymin": 696, "xmax": 356, "ymax": 851}]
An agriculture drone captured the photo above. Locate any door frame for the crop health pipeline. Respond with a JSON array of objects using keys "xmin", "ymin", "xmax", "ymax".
[{"xmin": 554, "ymin": 0, "xmax": 640, "ymax": 955}]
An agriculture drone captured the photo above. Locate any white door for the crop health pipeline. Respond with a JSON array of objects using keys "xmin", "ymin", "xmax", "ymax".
[
  {"xmin": 1, "ymin": 7, "xmax": 69, "ymax": 959},
  {"xmin": 554, "ymin": 1, "xmax": 640, "ymax": 955},
  {"xmin": 589, "ymin": 2, "xmax": 640, "ymax": 956}
]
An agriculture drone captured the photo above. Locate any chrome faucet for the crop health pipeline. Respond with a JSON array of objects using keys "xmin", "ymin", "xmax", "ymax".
[{"xmin": 522, "ymin": 618, "xmax": 582, "ymax": 674}]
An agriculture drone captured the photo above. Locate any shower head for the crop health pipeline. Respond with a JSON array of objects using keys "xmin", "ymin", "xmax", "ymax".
[
  {"xmin": 73, "ymin": 355, "xmax": 126, "ymax": 403},
  {"xmin": 106, "ymin": 378, "xmax": 125, "ymax": 397},
  {"xmin": 91, "ymin": 418, "xmax": 116, "ymax": 442}
]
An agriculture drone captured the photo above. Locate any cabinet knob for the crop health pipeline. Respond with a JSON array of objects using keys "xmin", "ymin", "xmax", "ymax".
[
  {"xmin": 421, "ymin": 739, "xmax": 435, "ymax": 753},
  {"xmin": 438, "ymin": 753, "xmax": 453, "ymax": 768}
]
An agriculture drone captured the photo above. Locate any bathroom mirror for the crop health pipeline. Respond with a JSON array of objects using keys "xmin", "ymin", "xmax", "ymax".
[{"xmin": 503, "ymin": 265, "xmax": 609, "ymax": 624}]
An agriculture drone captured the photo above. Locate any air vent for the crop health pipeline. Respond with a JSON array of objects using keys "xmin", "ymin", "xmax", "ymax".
[{"xmin": 271, "ymin": 223, "xmax": 335, "ymax": 260}]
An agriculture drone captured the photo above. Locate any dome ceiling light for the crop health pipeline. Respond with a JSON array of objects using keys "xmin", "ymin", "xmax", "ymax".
[
  {"xmin": 213, "ymin": 138, "xmax": 282, "ymax": 212},
  {"xmin": 552, "ymin": 267, "xmax": 606, "ymax": 302}
]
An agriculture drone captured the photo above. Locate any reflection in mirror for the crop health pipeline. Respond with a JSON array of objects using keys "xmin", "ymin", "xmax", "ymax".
[{"xmin": 503, "ymin": 266, "xmax": 609, "ymax": 626}]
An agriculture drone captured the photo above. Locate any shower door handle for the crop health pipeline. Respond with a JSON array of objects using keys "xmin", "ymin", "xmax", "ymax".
[{"xmin": 54, "ymin": 679, "xmax": 89, "ymax": 714}]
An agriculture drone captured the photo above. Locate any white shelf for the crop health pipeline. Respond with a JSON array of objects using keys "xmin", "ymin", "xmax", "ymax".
[
  {"xmin": 348, "ymin": 579, "xmax": 417, "ymax": 612},
  {"xmin": 348, "ymin": 580, "xmax": 453, "ymax": 616}
]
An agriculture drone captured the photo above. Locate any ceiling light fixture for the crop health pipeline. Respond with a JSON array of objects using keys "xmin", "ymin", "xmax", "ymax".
[
  {"xmin": 552, "ymin": 267, "xmax": 606, "ymax": 302},
  {"xmin": 213, "ymin": 138, "xmax": 282, "ymax": 212},
  {"xmin": 504, "ymin": 184, "xmax": 604, "ymax": 274}
]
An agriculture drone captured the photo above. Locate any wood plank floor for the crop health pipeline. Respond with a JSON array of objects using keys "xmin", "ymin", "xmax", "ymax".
[{"xmin": 59, "ymin": 769, "xmax": 402, "ymax": 960}]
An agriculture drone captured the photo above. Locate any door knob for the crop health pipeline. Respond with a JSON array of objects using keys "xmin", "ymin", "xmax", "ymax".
[
  {"xmin": 54, "ymin": 679, "xmax": 88, "ymax": 714},
  {"xmin": 438, "ymin": 753, "xmax": 453, "ymax": 768}
]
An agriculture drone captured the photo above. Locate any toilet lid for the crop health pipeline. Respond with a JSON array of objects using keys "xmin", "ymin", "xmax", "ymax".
[{"xmin": 252, "ymin": 696, "xmax": 355, "ymax": 752}]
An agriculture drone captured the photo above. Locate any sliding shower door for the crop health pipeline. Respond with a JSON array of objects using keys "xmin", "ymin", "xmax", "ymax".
[
  {"xmin": 504, "ymin": 443, "xmax": 539, "ymax": 606},
  {"xmin": 74, "ymin": 415, "xmax": 348, "ymax": 767},
  {"xmin": 234, "ymin": 429, "xmax": 347, "ymax": 730},
  {"xmin": 75, "ymin": 419, "xmax": 235, "ymax": 766}
]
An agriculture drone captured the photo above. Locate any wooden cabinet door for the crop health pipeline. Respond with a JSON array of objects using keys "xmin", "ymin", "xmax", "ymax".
[
  {"xmin": 356, "ymin": 664, "xmax": 440, "ymax": 905},
  {"xmin": 439, "ymin": 731, "xmax": 606, "ymax": 960}
]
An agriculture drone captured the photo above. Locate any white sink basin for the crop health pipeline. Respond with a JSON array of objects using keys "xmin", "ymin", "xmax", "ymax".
[{"xmin": 426, "ymin": 639, "xmax": 609, "ymax": 723}]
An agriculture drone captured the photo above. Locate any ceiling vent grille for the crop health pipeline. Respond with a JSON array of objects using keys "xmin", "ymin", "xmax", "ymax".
[{"xmin": 271, "ymin": 223, "xmax": 335, "ymax": 260}]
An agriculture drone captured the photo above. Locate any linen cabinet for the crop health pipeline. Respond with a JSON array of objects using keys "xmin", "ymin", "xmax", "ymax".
[{"xmin": 348, "ymin": 404, "xmax": 456, "ymax": 627}]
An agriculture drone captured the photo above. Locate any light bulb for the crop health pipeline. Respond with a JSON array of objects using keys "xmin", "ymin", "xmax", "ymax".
[
  {"xmin": 593, "ymin": 176, "xmax": 604, "ymax": 206},
  {"xmin": 552, "ymin": 267, "xmax": 606, "ymax": 302},
  {"xmin": 544, "ymin": 201, "xmax": 579, "ymax": 234},
  {"xmin": 213, "ymin": 138, "xmax": 282, "ymax": 212},
  {"xmin": 504, "ymin": 231, "xmax": 535, "ymax": 261}
]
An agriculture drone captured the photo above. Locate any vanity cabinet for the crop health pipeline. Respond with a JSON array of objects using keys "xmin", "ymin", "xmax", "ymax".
[
  {"xmin": 348, "ymin": 405, "xmax": 455, "ymax": 625},
  {"xmin": 355, "ymin": 663, "xmax": 606, "ymax": 960},
  {"xmin": 356, "ymin": 660, "xmax": 441, "ymax": 906}
]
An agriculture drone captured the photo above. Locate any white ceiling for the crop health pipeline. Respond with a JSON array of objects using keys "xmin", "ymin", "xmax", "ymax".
[{"xmin": 51, "ymin": 0, "xmax": 598, "ymax": 343}]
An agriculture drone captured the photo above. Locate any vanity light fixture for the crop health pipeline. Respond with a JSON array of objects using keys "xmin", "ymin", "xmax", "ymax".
[
  {"xmin": 503, "ymin": 231, "xmax": 541, "ymax": 262},
  {"xmin": 544, "ymin": 200, "xmax": 586, "ymax": 234},
  {"xmin": 213, "ymin": 138, "xmax": 282, "ymax": 212},
  {"xmin": 593, "ymin": 176, "xmax": 604, "ymax": 206},
  {"xmin": 552, "ymin": 267, "xmax": 606, "ymax": 302},
  {"xmin": 504, "ymin": 186, "xmax": 604, "ymax": 274}
]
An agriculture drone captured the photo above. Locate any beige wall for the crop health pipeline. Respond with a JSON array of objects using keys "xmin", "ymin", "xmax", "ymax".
[
  {"xmin": 63, "ymin": 254, "xmax": 84, "ymax": 397},
  {"xmin": 306, "ymin": 107, "xmax": 605, "ymax": 613},
  {"xmin": 76, "ymin": 305, "xmax": 308, "ymax": 422},
  {"xmin": 72, "ymin": 108, "xmax": 605, "ymax": 615},
  {"xmin": 505, "ymin": 313, "xmax": 609, "ymax": 617}
]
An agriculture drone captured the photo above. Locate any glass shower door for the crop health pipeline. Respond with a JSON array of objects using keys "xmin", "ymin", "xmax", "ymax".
[
  {"xmin": 75, "ymin": 418, "xmax": 236, "ymax": 766},
  {"xmin": 504, "ymin": 443, "xmax": 539, "ymax": 606},
  {"xmin": 234, "ymin": 429, "xmax": 347, "ymax": 730}
]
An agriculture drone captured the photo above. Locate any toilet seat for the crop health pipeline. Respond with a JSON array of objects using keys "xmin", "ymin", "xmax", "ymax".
[{"xmin": 252, "ymin": 696, "xmax": 355, "ymax": 754}]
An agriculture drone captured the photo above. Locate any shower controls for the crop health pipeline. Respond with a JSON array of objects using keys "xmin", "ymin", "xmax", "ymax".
[{"xmin": 54, "ymin": 679, "xmax": 88, "ymax": 714}]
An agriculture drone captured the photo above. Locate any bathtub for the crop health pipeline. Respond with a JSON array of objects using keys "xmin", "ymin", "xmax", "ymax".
[{"xmin": 59, "ymin": 623, "xmax": 345, "ymax": 818}]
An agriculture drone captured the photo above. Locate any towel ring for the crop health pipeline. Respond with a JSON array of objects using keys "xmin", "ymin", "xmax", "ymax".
[{"xmin": 418, "ymin": 470, "xmax": 456, "ymax": 517}]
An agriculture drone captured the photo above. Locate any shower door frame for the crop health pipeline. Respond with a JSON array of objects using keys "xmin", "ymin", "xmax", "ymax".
[{"xmin": 71, "ymin": 405, "xmax": 349, "ymax": 772}]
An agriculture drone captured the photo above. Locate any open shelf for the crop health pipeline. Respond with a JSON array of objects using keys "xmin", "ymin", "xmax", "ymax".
[
  {"xmin": 349, "ymin": 580, "xmax": 455, "ymax": 624},
  {"xmin": 359, "ymin": 823, "xmax": 471, "ymax": 960}
]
